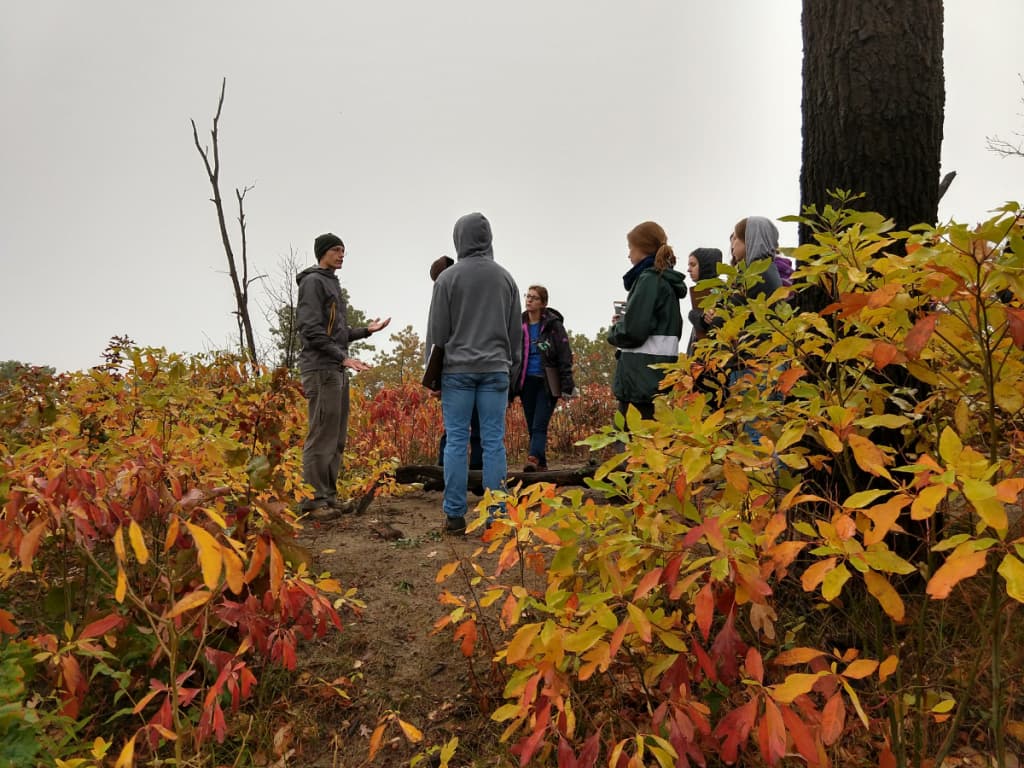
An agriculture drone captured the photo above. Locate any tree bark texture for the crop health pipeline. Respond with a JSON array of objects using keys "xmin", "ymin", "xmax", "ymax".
[{"xmin": 800, "ymin": 0, "xmax": 944, "ymax": 243}]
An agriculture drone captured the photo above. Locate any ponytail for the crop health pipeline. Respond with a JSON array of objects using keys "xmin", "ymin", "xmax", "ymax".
[{"xmin": 654, "ymin": 243, "xmax": 676, "ymax": 272}]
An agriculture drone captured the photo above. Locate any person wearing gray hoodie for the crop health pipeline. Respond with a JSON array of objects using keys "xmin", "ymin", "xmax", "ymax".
[
  {"xmin": 296, "ymin": 233, "xmax": 390, "ymax": 516},
  {"xmin": 425, "ymin": 213, "xmax": 522, "ymax": 534}
]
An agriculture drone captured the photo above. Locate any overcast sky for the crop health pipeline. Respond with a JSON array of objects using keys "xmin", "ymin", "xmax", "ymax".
[{"xmin": 2, "ymin": 2, "xmax": 1022, "ymax": 373}]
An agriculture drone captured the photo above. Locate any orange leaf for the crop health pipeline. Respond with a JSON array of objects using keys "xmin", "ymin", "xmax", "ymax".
[
  {"xmin": 436, "ymin": 561, "xmax": 459, "ymax": 583},
  {"xmin": 632, "ymin": 567, "xmax": 663, "ymax": 601},
  {"xmin": 926, "ymin": 545, "xmax": 988, "ymax": 599},
  {"xmin": 506, "ymin": 623, "xmax": 542, "ymax": 664},
  {"xmin": 723, "ymin": 461, "xmax": 749, "ymax": 493},
  {"xmin": 115, "ymin": 565, "xmax": 127, "ymax": 604},
  {"xmin": 871, "ymin": 341, "xmax": 899, "ymax": 370},
  {"xmin": 164, "ymin": 589, "xmax": 212, "ymax": 619},
  {"xmin": 801, "ymin": 557, "xmax": 837, "ymax": 592},
  {"xmin": 1006, "ymin": 307, "xmax": 1024, "ymax": 348},
  {"xmin": 862, "ymin": 495, "xmax": 911, "ymax": 546},
  {"xmin": 821, "ymin": 693, "xmax": 846, "ymax": 746},
  {"xmin": 269, "ymin": 540, "xmax": 284, "ymax": 597},
  {"xmin": 879, "ymin": 745, "xmax": 897, "ymax": 768},
  {"xmin": 114, "ymin": 735, "xmax": 136, "ymax": 768},
  {"xmin": 911, "ymin": 483, "xmax": 948, "ymax": 520},
  {"xmin": 164, "ymin": 515, "xmax": 180, "ymax": 554},
  {"xmin": 244, "ymin": 535, "xmax": 268, "ymax": 584},
  {"xmin": 745, "ymin": 647, "xmax": 764, "ymax": 684},
  {"xmin": 0, "ymin": 609, "xmax": 17, "ymax": 635},
  {"xmin": 18, "ymin": 519, "xmax": 49, "ymax": 572},
  {"xmin": 842, "ymin": 659, "xmax": 879, "ymax": 680},
  {"xmin": 368, "ymin": 723, "xmax": 386, "ymax": 761},
  {"xmin": 878, "ymin": 654, "xmax": 898, "ymax": 682},
  {"xmin": 774, "ymin": 647, "xmax": 828, "ymax": 666},
  {"xmin": 848, "ymin": 434, "xmax": 892, "ymax": 480},
  {"xmin": 453, "ymin": 619, "xmax": 477, "ymax": 658},
  {"xmin": 777, "ymin": 366, "xmax": 806, "ymax": 395},
  {"xmin": 905, "ymin": 313, "xmax": 938, "ymax": 359}
]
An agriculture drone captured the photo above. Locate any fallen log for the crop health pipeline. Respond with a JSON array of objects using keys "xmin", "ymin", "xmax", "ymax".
[{"xmin": 394, "ymin": 463, "xmax": 596, "ymax": 491}]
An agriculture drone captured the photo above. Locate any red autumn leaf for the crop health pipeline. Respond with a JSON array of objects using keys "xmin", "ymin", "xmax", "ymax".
[
  {"xmin": 779, "ymin": 704, "xmax": 821, "ymax": 765},
  {"xmin": 711, "ymin": 609, "xmax": 746, "ymax": 684},
  {"xmin": 1007, "ymin": 307, "xmax": 1024, "ymax": 349},
  {"xmin": 904, "ymin": 313, "xmax": 938, "ymax": 359},
  {"xmin": 821, "ymin": 692, "xmax": 846, "ymax": 745},
  {"xmin": 777, "ymin": 366, "xmax": 807, "ymax": 395},
  {"xmin": 758, "ymin": 699, "xmax": 787, "ymax": 766},
  {"xmin": 871, "ymin": 341, "xmax": 899, "ymax": 370},
  {"xmin": 79, "ymin": 613, "xmax": 124, "ymax": 640},
  {"xmin": 745, "ymin": 647, "xmax": 764, "ymax": 684},
  {"xmin": 714, "ymin": 698, "xmax": 757, "ymax": 764},
  {"xmin": 695, "ymin": 582, "xmax": 714, "ymax": 642}
]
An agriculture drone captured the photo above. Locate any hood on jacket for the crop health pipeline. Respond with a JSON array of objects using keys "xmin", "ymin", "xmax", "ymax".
[
  {"xmin": 744, "ymin": 217, "xmax": 780, "ymax": 265},
  {"xmin": 296, "ymin": 265, "xmax": 337, "ymax": 286},
  {"xmin": 453, "ymin": 213, "xmax": 494, "ymax": 260},
  {"xmin": 522, "ymin": 306, "xmax": 565, "ymax": 326},
  {"xmin": 692, "ymin": 248, "xmax": 723, "ymax": 281},
  {"xmin": 660, "ymin": 268, "xmax": 688, "ymax": 299}
]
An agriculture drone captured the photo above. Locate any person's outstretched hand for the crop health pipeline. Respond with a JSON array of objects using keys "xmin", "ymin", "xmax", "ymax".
[{"xmin": 368, "ymin": 317, "xmax": 391, "ymax": 334}]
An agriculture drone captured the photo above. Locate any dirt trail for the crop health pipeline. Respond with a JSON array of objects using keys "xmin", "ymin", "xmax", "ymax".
[{"xmin": 293, "ymin": 487, "xmax": 511, "ymax": 768}]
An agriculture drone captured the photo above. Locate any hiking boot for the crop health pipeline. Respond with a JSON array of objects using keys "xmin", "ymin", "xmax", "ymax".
[
  {"xmin": 327, "ymin": 498, "xmax": 357, "ymax": 515},
  {"xmin": 305, "ymin": 504, "xmax": 342, "ymax": 522},
  {"xmin": 443, "ymin": 516, "xmax": 466, "ymax": 536},
  {"xmin": 523, "ymin": 456, "xmax": 540, "ymax": 472}
]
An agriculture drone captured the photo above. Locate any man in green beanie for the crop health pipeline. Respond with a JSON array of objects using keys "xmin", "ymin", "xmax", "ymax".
[{"xmin": 296, "ymin": 233, "xmax": 390, "ymax": 518}]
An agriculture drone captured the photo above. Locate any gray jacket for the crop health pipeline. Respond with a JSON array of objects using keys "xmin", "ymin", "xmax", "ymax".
[
  {"xmin": 425, "ymin": 213, "xmax": 523, "ymax": 379},
  {"xmin": 295, "ymin": 266, "xmax": 370, "ymax": 373}
]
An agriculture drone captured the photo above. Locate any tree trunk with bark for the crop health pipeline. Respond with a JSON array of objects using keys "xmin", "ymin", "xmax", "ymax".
[{"xmin": 799, "ymin": 0, "xmax": 945, "ymax": 244}]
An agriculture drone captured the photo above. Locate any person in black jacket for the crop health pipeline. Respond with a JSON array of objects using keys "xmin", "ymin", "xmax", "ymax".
[
  {"xmin": 513, "ymin": 285, "xmax": 574, "ymax": 471},
  {"xmin": 296, "ymin": 233, "xmax": 390, "ymax": 516}
]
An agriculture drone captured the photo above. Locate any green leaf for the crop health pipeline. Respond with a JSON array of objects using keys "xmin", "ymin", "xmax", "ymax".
[{"xmin": 844, "ymin": 489, "xmax": 891, "ymax": 509}]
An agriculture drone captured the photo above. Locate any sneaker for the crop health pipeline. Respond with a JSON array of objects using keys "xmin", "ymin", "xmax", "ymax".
[{"xmin": 443, "ymin": 516, "xmax": 467, "ymax": 536}]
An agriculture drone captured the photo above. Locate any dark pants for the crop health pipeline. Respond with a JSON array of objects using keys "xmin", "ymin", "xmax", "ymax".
[
  {"xmin": 301, "ymin": 368, "xmax": 349, "ymax": 508},
  {"xmin": 438, "ymin": 406, "xmax": 483, "ymax": 469},
  {"xmin": 617, "ymin": 399, "xmax": 655, "ymax": 422},
  {"xmin": 521, "ymin": 375, "xmax": 556, "ymax": 467}
]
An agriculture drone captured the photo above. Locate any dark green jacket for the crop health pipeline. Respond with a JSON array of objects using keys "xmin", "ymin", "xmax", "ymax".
[{"xmin": 607, "ymin": 268, "xmax": 686, "ymax": 404}]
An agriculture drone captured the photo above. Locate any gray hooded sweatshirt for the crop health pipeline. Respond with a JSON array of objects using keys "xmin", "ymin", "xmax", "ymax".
[
  {"xmin": 742, "ymin": 216, "xmax": 782, "ymax": 299},
  {"xmin": 425, "ymin": 213, "xmax": 523, "ymax": 379}
]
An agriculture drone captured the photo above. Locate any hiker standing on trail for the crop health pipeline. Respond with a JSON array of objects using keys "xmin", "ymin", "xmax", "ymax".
[
  {"xmin": 425, "ymin": 213, "xmax": 522, "ymax": 535},
  {"xmin": 512, "ymin": 284, "xmax": 575, "ymax": 473},
  {"xmin": 296, "ymin": 233, "xmax": 390, "ymax": 518},
  {"xmin": 607, "ymin": 220, "xmax": 687, "ymax": 422}
]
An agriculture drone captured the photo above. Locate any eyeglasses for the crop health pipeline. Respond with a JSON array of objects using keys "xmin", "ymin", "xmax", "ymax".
[{"xmin": 524, "ymin": 294, "xmax": 541, "ymax": 301}]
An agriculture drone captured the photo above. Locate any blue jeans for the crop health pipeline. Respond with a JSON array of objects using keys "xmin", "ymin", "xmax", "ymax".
[
  {"xmin": 441, "ymin": 372, "xmax": 509, "ymax": 519},
  {"xmin": 520, "ymin": 375, "xmax": 555, "ymax": 466},
  {"xmin": 438, "ymin": 407, "xmax": 483, "ymax": 470}
]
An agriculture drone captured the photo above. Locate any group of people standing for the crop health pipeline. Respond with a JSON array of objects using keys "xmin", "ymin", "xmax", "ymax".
[{"xmin": 293, "ymin": 211, "xmax": 787, "ymax": 532}]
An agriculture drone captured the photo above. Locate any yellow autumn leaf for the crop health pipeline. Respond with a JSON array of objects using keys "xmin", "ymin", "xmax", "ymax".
[
  {"xmin": 113, "ymin": 525, "xmax": 126, "ymax": 563},
  {"xmin": 911, "ymin": 484, "xmax": 947, "ymax": 520},
  {"xmin": 114, "ymin": 735, "xmax": 136, "ymax": 768},
  {"xmin": 818, "ymin": 427, "xmax": 843, "ymax": 454},
  {"xmin": 221, "ymin": 544, "xmax": 244, "ymax": 595},
  {"xmin": 938, "ymin": 426, "xmax": 963, "ymax": 466},
  {"xmin": 771, "ymin": 672, "xmax": 823, "ymax": 704},
  {"xmin": 185, "ymin": 522, "xmax": 223, "ymax": 590},
  {"xmin": 164, "ymin": 589, "xmax": 212, "ymax": 619},
  {"xmin": 397, "ymin": 718, "xmax": 424, "ymax": 743},
  {"xmin": 864, "ymin": 570, "xmax": 906, "ymax": 622},
  {"xmin": 164, "ymin": 515, "xmax": 180, "ymax": 554},
  {"xmin": 506, "ymin": 622, "xmax": 542, "ymax": 664},
  {"xmin": 878, "ymin": 654, "xmax": 899, "ymax": 682},
  {"xmin": 961, "ymin": 478, "xmax": 1007, "ymax": 531},
  {"xmin": 128, "ymin": 520, "xmax": 149, "ymax": 565},
  {"xmin": 822, "ymin": 563, "xmax": 851, "ymax": 601},
  {"xmin": 998, "ymin": 554, "xmax": 1024, "ymax": 603},
  {"xmin": 115, "ymin": 565, "xmax": 127, "ymax": 603}
]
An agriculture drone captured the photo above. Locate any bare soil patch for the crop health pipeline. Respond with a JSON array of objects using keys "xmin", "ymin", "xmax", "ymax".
[{"xmin": 288, "ymin": 486, "xmax": 517, "ymax": 768}]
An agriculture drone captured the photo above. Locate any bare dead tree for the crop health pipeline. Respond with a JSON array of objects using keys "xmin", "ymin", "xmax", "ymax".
[
  {"xmin": 191, "ymin": 78, "xmax": 262, "ymax": 368},
  {"xmin": 986, "ymin": 74, "xmax": 1024, "ymax": 159},
  {"xmin": 260, "ymin": 247, "xmax": 305, "ymax": 371}
]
